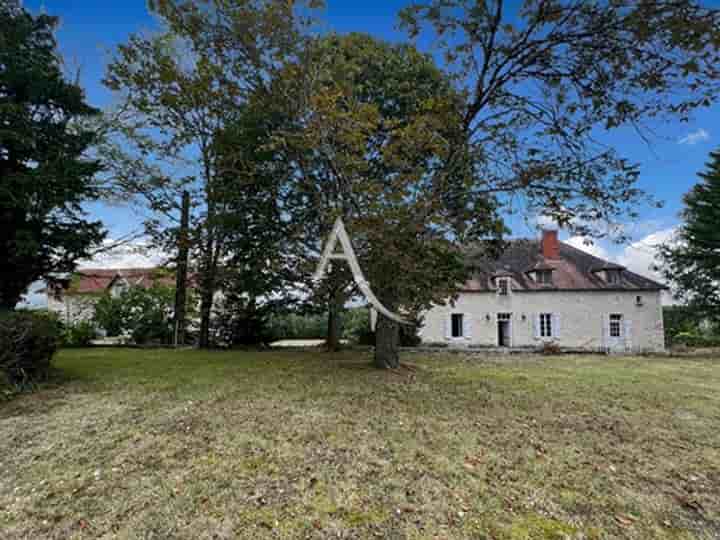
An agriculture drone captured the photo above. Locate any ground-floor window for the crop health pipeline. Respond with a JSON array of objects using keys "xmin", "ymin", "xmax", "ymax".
[
  {"xmin": 451, "ymin": 313, "xmax": 464, "ymax": 338},
  {"xmin": 610, "ymin": 314, "xmax": 623, "ymax": 337},
  {"xmin": 540, "ymin": 313, "xmax": 553, "ymax": 338}
]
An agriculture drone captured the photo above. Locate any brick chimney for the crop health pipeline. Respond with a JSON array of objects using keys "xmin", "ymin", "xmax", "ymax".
[{"xmin": 541, "ymin": 229, "xmax": 560, "ymax": 260}]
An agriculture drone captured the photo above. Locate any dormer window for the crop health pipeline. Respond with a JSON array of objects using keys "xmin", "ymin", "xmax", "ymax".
[
  {"xmin": 536, "ymin": 269, "xmax": 553, "ymax": 285},
  {"xmin": 497, "ymin": 277, "xmax": 510, "ymax": 296},
  {"xmin": 606, "ymin": 269, "xmax": 621, "ymax": 285}
]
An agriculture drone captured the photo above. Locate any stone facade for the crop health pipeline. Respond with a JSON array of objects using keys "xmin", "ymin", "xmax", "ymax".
[
  {"xmin": 419, "ymin": 230, "xmax": 666, "ymax": 354},
  {"xmin": 420, "ymin": 289, "xmax": 665, "ymax": 353}
]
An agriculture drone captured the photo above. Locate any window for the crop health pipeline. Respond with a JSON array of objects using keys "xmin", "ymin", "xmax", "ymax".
[
  {"xmin": 537, "ymin": 270, "xmax": 553, "ymax": 285},
  {"xmin": 497, "ymin": 313, "xmax": 512, "ymax": 321},
  {"xmin": 497, "ymin": 278, "xmax": 510, "ymax": 296},
  {"xmin": 610, "ymin": 314, "xmax": 623, "ymax": 337},
  {"xmin": 540, "ymin": 313, "xmax": 553, "ymax": 338},
  {"xmin": 636, "ymin": 295, "xmax": 644, "ymax": 306},
  {"xmin": 607, "ymin": 270, "xmax": 621, "ymax": 284},
  {"xmin": 451, "ymin": 313, "xmax": 464, "ymax": 338}
]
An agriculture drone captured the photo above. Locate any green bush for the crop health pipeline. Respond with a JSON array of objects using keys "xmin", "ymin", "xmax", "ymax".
[
  {"xmin": 0, "ymin": 311, "xmax": 59, "ymax": 395},
  {"xmin": 92, "ymin": 286, "xmax": 177, "ymax": 345},
  {"xmin": 672, "ymin": 331, "xmax": 720, "ymax": 348},
  {"xmin": 61, "ymin": 321, "xmax": 97, "ymax": 347},
  {"xmin": 266, "ymin": 312, "xmax": 328, "ymax": 341},
  {"xmin": 94, "ymin": 293, "xmax": 124, "ymax": 337},
  {"xmin": 342, "ymin": 308, "xmax": 372, "ymax": 344}
]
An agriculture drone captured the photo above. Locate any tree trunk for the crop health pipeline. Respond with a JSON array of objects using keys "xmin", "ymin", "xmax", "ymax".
[
  {"xmin": 173, "ymin": 190, "xmax": 190, "ymax": 347},
  {"xmin": 198, "ymin": 282, "xmax": 214, "ymax": 348},
  {"xmin": 326, "ymin": 289, "xmax": 343, "ymax": 351},
  {"xmin": 374, "ymin": 312, "xmax": 400, "ymax": 369}
]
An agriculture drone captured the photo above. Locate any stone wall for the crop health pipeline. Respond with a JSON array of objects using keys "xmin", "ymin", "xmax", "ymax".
[{"xmin": 420, "ymin": 290, "xmax": 665, "ymax": 353}]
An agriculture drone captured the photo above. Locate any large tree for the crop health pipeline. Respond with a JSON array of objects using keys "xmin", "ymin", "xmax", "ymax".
[
  {"xmin": 399, "ymin": 0, "xmax": 720, "ymax": 237},
  {"xmin": 659, "ymin": 148, "xmax": 720, "ymax": 322},
  {"xmin": 103, "ymin": 0, "xmax": 320, "ymax": 347},
  {"xmin": 0, "ymin": 1, "xmax": 104, "ymax": 310},
  {"xmin": 266, "ymin": 33, "xmax": 505, "ymax": 368}
]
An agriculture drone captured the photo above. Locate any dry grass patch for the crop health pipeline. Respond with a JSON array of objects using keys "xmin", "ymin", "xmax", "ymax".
[{"xmin": 1, "ymin": 349, "xmax": 719, "ymax": 539}]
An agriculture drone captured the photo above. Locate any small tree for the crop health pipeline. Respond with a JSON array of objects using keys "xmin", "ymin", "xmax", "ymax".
[
  {"xmin": 0, "ymin": 2, "xmax": 105, "ymax": 310},
  {"xmin": 103, "ymin": 0, "xmax": 322, "ymax": 347},
  {"xmin": 659, "ymin": 148, "xmax": 720, "ymax": 323},
  {"xmin": 94, "ymin": 286, "xmax": 178, "ymax": 345}
]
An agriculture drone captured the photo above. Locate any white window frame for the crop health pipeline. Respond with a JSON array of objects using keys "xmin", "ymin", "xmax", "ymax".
[
  {"xmin": 450, "ymin": 313, "xmax": 464, "ymax": 338},
  {"xmin": 497, "ymin": 277, "xmax": 511, "ymax": 296},
  {"xmin": 540, "ymin": 313, "xmax": 553, "ymax": 338},
  {"xmin": 609, "ymin": 313, "xmax": 623, "ymax": 338},
  {"xmin": 537, "ymin": 270, "xmax": 553, "ymax": 285}
]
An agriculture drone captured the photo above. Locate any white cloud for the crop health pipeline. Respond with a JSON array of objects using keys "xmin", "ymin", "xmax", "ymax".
[
  {"xmin": 565, "ymin": 228, "xmax": 681, "ymax": 304},
  {"xmin": 616, "ymin": 228, "xmax": 676, "ymax": 282},
  {"xmin": 678, "ymin": 128, "xmax": 710, "ymax": 145},
  {"xmin": 565, "ymin": 236, "xmax": 611, "ymax": 260},
  {"xmin": 78, "ymin": 239, "xmax": 169, "ymax": 270},
  {"xmin": 535, "ymin": 215, "xmax": 559, "ymax": 230}
]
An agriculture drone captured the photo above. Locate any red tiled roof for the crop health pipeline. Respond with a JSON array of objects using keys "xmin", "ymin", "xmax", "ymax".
[{"xmin": 65, "ymin": 268, "xmax": 177, "ymax": 295}]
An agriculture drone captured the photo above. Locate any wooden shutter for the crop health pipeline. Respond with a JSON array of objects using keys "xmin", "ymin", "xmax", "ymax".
[
  {"xmin": 624, "ymin": 319, "xmax": 633, "ymax": 351},
  {"xmin": 444, "ymin": 314, "xmax": 452, "ymax": 339},
  {"xmin": 463, "ymin": 314, "xmax": 472, "ymax": 340},
  {"xmin": 533, "ymin": 314, "xmax": 540, "ymax": 339},
  {"xmin": 553, "ymin": 314, "xmax": 561, "ymax": 339},
  {"xmin": 602, "ymin": 314, "xmax": 609, "ymax": 349}
]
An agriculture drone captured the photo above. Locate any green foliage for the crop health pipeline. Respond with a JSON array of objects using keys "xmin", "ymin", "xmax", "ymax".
[
  {"xmin": 93, "ymin": 287, "xmax": 177, "ymax": 345},
  {"xmin": 342, "ymin": 308, "xmax": 372, "ymax": 345},
  {"xmin": 0, "ymin": 310, "xmax": 59, "ymax": 396},
  {"xmin": 663, "ymin": 306, "xmax": 720, "ymax": 348},
  {"xmin": 399, "ymin": 0, "xmax": 720, "ymax": 240},
  {"xmin": 93, "ymin": 293, "xmax": 125, "ymax": 337},
  {"xmin": 671, "ymin": 331, "xmax": 720, "ymax": 349},
  {"xmin": 60, "ymin": 321, "xmax": 97, "ymax": 348},
  {"xmin": 266, "ymin": 313, "xmax": 329, "ymax": 341},
  {"xmin": 660, "ymin": 149, "xmax": 720, "ymax": 323},
  {"xmin": 0, "ymin": 2, "xmax": 105, "ymax": 309},
  {"xmin": 102, "ymin": 0, "xmax": 323, "ymax": 348},
  {"xmin": 269, "ymin": 34, "xmax": 503, "ymax": 343},
  {"xmin": 211, "ymin": 297, "xmax": 279, "ymax": 347}
]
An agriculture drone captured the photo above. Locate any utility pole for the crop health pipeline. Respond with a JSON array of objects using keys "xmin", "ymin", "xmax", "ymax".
[{"xmin": 173, "ymin": 190, "xmax": 190, "ymax": 347}]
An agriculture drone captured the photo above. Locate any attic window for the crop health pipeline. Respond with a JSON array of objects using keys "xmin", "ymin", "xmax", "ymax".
[
  {"xmin": 537, "ymin": 270, "xmax": 553, "ymax": 285},
  {"xmin": 607, "ymin": 269, "xmax": 621, "ymax": 285},
  {"xmin": 497, "ymin": 277, "xmax": 510, "ymax": 296}
]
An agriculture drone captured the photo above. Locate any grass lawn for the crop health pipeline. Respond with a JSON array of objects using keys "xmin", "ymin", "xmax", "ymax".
[{"xmin": 1, "ymin": 349, "xmax": 719, "ymax": 539}]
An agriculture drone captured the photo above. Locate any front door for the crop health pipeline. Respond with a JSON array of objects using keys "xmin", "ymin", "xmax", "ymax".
[
  {"xmin": 606, "ymin": 313, "xmax": 626, "ymax": 353},
  {"xmin": 497, "ymin": 313, "xmax": 512, "ymax": 347}
]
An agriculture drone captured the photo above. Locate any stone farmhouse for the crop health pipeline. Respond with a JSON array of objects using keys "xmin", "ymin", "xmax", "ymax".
[
  {"xmin": 46, "ymin": 268, "xmax": 176, "ymax": 325},
  {"xmin": 420, "ymin": 230, "xmax": 666, "ymax": 353}
]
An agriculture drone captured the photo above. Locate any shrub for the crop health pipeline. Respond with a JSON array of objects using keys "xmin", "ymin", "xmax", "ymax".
[
  {"xmin": 61, "ymin": 321, "xmax": 97, "ymax": 347},
  {"xmin": 342, "ymin": 308, "xmax": 371, "ymax": 344},
  {"xmin": 92, "ymin": 286, "xmax": 177, "ymax": 345},
  {"xmin": 0, "ymin": 311, "xmax": 59, "ymax": 394},
  {"xmin": 672, "ymin": 331, "xmax": 720, "ymax": 348},
  {"xmin": 93, "ymin": 293, "xmax": 124, "ymax": 337},
  {"xmin": 266, "ymin": 312, "xmax": 328, "ymax": 341},
  {"xmin": 212, "ymin": 296, "xmax": 276, "ymax": 347}
]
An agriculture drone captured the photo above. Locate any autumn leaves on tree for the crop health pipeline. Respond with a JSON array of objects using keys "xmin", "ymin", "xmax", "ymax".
[{"xmin": 4, "ymin": 0, "xmax": 720, "ymax": 366}]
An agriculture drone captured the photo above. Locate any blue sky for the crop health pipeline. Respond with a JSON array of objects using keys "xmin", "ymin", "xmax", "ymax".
[{"xmin": 22, "ymin": 0, "xmax": 720, "ymax": 280}]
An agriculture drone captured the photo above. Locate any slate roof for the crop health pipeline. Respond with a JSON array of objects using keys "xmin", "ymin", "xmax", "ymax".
[{"xmin": 461, "ymin": 239, "xmax": 666, "ymax": 292}]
